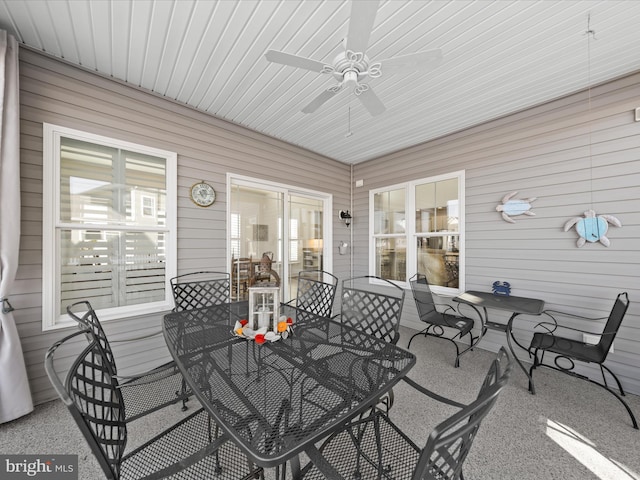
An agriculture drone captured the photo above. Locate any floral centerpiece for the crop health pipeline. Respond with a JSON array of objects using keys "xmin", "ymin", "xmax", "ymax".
[{"xmin": 233, "ymin": 315, "xmax": 294, "ymax": 343}]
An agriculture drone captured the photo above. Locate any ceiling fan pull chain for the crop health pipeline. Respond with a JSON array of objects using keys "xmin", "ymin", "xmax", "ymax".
[{"xmin": 345, "ymin": 106, "xmax": 353, "ymax": 138}]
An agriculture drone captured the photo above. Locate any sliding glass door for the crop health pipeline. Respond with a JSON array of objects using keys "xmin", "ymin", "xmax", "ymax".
[{"xmin": 229, "ymin": 176, "xmax": 330, "ymax": 302}]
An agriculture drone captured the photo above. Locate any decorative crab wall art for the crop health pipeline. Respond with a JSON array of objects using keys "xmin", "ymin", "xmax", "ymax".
[
  {"xmin": 496, "ymin": 191, "xmax": 537, "ymax": 223},
  {"xmin": 492, "ymin": 281, "xmax": 511, "ymax": 296},
  {"xmin": 564, "ymin": 209, "xmax": 622, "ymax": 247}
]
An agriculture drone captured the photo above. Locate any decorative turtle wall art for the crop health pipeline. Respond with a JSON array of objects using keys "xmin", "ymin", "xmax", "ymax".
[
  {"xmin": 564, "ymin": 209, "xmax": 622, "ymax": 247},
  {"xmin": 496, "ymin": 191, "xmax": 537, "ymax": 223}
]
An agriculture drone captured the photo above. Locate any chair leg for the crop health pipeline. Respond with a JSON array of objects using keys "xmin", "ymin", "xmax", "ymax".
[
  {"xmin": 350, "ymin": 412, "xmax": 389, "ymax": 478},
  {"xmin": 453, "ymin": 340, "xmax": 462, "ymax": 368},
  {"xmin": 588, "ymin": 376, "xmax": 638, "ymax": 429},
  {"xmin": 407, "ymin": 327, "xmax": 429, "ymax": 349},
  {"xmin": 600, "ymin": 363, "xmax": 626, "ymax": 396},
  {"xmin": 527, "ymin": 350, "xmax": 540, "ymax": 394},
  {"xmin": 287, "ymin": 455, "xmax": 301, "ymax": 480},
  {"xmin": 454, "ymin": 331, "xmax": 479, "ymax": 368},
  {"xmin": 530, "ymin": 352, "xmax": 637, "ymax": 429},
  {"xmin": 409, "ymin": 325, "xmax": 479, "ymax": 368},
  {"xmin": 180, "ymin": 378, "xmax": 189, "ymax": 411}
]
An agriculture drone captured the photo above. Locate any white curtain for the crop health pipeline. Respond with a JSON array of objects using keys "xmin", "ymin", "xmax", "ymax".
[{"xmin": 0, "ymin": 30, "xmax": 33, "ymax": 423}]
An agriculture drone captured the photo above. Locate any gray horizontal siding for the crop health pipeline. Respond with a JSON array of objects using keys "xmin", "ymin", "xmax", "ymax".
[
  {"xmin": 16, "ymin": 48, "xmax": 350, "ymax": 405},
  {"xmin": 354, "ymin": 70, "xmax": 640, "ymax": 395}
]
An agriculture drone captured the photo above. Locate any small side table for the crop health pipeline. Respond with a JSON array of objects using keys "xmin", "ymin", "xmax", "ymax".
[{"xmin": 454, "ymin": 291, "xmax": 545, "ymax": 392}]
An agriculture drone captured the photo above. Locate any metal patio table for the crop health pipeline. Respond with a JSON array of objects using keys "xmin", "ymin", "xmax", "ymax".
[
  {"xmin": 453, "ymin": 291, "xmax": 545, "ymax": 392},
  {"xmin": 163, "ymin": 302, "xmax": 416, "ymax": 479}
]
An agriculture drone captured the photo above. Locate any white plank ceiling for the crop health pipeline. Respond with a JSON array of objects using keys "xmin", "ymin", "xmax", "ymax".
[{"xmin": 1, "ymin": 0, "xmax": 640, "ymax": 164}]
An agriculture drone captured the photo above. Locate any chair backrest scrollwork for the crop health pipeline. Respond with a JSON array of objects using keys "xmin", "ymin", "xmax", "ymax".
[
  {"xmin": 341, "ymin": 275, "xmax": 405, "ymax": 344},
  {"xmin": 67, "ymin": 301, "xmax": 118, "ymax": 376},
  {"xmin": 170, "ymin": 271, "xmax": 230, "ymax": 311},
  {"xmin": 295, "ymin": 270, "xmax": 338, "ymax": 318}
]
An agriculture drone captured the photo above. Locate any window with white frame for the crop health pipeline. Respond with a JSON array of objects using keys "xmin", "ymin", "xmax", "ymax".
[
  {"xmin": 370, "ymin": 171, "xmax": 464, "ymax": 294},
  {"xmin": 42, "ymin": 124, "xmax": 177, "ymax": 330},
  {"xmin": 141, "ymin": 195, "xmax": 156, "ymax": 217}
]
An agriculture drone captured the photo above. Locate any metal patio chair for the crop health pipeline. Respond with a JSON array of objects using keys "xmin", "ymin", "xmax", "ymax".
[
  {"xmin": 45, "ymin": 329, "xmax": 263, "ymax": 480},
  {"xmin": 66, "ymin": 301, "xmax": 188, "ymax": 421},
  {"xmin": 528, "ymin": 292, "xmax": 638, "ymax": 429},
  {"xmin": 169, "ymin": 271, "xmax": 232, "ymax": 411},
  {"xmin": 288, "ymin": 270, "xmax": 338, "ymax": 318},
  {"xmin": 170, "ymin": 271, "xmax": 231, "ymax": 311},
  {"xmin": 408, "ymin": 273, "xmax": 481, "ymax": 367},
  {"xmin": 299, "ymin": 348, "xmax": 512, "ymax": 480},
  {"xmin": 340, "ymin": 275, "xmax": 405, "ymax": 345},
  {"xmin": 337, "ymin": 275, "xmax": 405, "ymax": 411}
]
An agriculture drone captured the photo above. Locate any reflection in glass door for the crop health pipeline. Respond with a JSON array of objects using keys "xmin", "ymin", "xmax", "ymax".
[
  {"xmin": 229, "ymin": 177, "xmax": 329, "ymax": 303},
  {"xmin": 288, "ymin": 195, "xmax": 324, "ymax": 300},
  {"xmin": 229, "ymin": 183, "xmax": 283, "ymax": 301}
]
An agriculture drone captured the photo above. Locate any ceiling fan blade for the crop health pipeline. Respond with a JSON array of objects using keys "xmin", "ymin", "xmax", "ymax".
[
  {"xmin": 345, "ymin": 0, "xmax": 380, "ymax": 53},
  {"xmin": 356, "ymin": 85, "xmax": 386, "ymax": 116},
  {"xmin": 302, "ymin": 87, "xmax": 341, "ymax": 114},
  {"xmin": 265, "ymin": 50, "xmax": 329, "ymax": 73},
  {"xmin": 378, "ymin": 49, "xmax": 443, "ymax": 74}
]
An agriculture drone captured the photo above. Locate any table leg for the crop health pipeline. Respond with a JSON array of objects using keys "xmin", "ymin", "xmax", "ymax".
[
  {"xmin": 289, "ymin": 455, "xmax": 301, "ymax": 480},
  {"xmin": 274, "ymin": 456, "xmax": 301, "ymax": 480},
  {"xmin": 506, "ymin": 313, "xmax": 536, "ymax": 394}
]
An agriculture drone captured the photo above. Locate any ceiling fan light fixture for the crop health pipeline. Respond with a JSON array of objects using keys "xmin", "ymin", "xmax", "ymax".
[{"xmin": 343, "ymin": 70, "xmax": 359, "ymax": 89}]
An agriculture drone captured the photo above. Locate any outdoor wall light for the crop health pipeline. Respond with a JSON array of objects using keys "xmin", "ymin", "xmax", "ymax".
[{"xmin": 338, "ymin": 210, "xmax": 352, "ymax": 227}]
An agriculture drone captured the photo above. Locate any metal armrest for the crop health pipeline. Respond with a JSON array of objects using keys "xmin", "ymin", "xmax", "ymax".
[
  {"xmin": 535, "ymin": 309, "xmax": 608, "ymax": 335},
  {"xmin": 109, "ymin": 328, "xmax": 164, "ymax": 343},
  {"xmin": 401, "ymin": 376, "xmax": 466, "ymax": 409},
  {"xmin": 449, "ymin": 301, "xmax": 484, "ymax": 327},
  {"xmin": 433, "ymin": 302, "xmax": 455, "ymax": 314},
  {"xmin": 417, "ymin": 300, "xmax": 458, "ymax": 321},
  {"xmin": 115, "ymin": 361, "xmax": 180, "ymax": 386},
  {"xmin": 107, "ymin": 328, "xmax": 178, "ymax": 383},
  {"xmin": 533, "ymin": 322, "xmax": 616, "ymax": 339},
  {"xmin": 543, "ymin": 309, "xmax": 607, "ymax": 321}
]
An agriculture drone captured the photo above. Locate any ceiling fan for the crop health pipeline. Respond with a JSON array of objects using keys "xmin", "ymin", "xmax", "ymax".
[{"xmin": 264, "ymin": 0, "xmax": 443, "ymax": 116}]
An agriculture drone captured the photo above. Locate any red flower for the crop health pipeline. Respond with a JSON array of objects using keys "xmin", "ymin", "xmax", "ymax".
[
  {"xmin": 286, "ymin": 317, "xmax": 293, "ymax": 325},
  {"xmin": 255, "ymin": 334, "xmax": 266, "ymax": 344},
  {"xmin": 239, "ymin": 319, "xmax": 249, "ymax": 326}
]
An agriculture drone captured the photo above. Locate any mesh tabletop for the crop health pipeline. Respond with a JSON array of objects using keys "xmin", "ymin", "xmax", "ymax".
[{"xmin": 163, "ymin": 303, "xmax": 416, "ymax": 468}]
